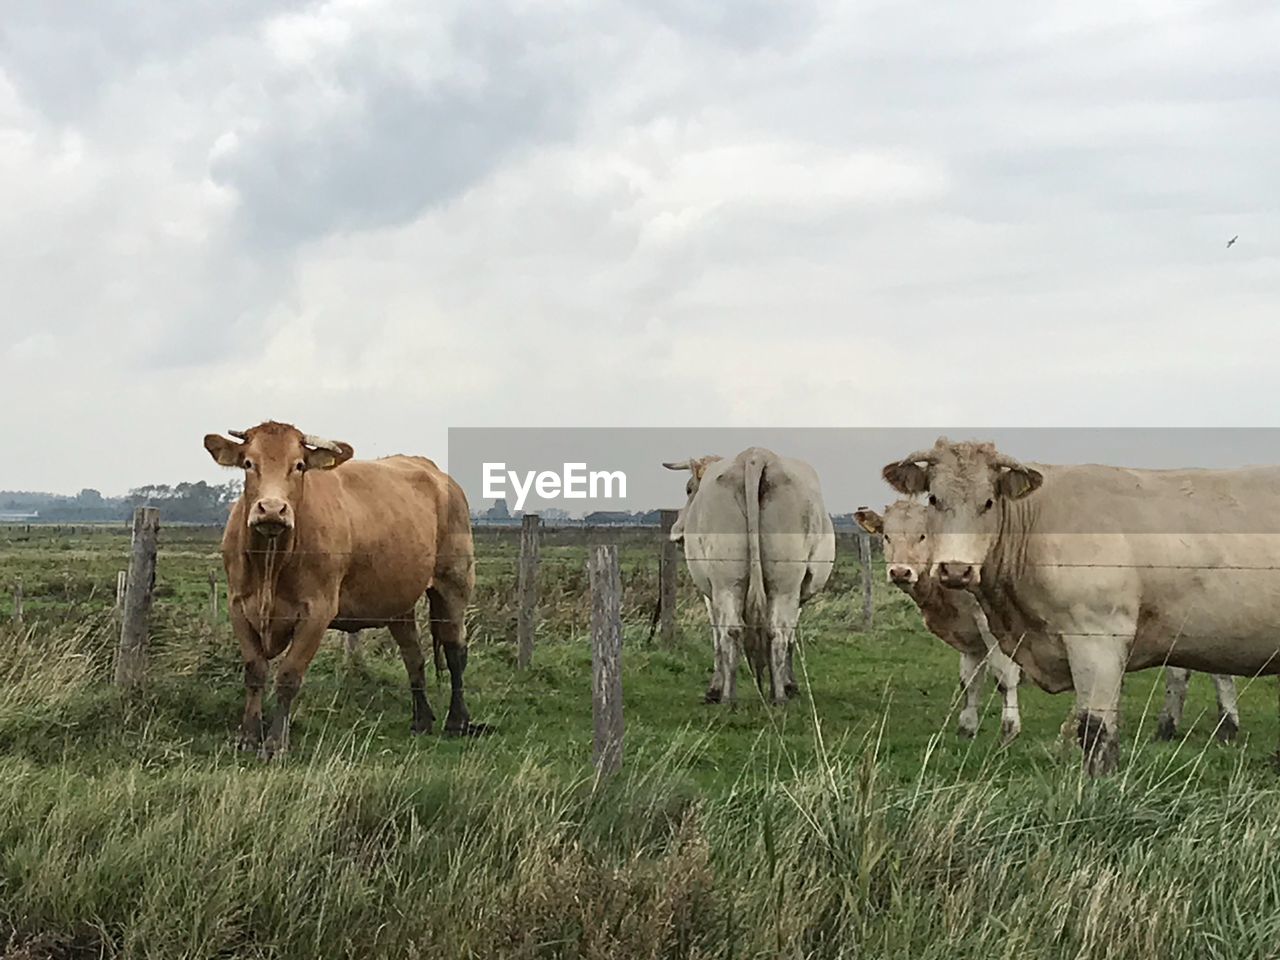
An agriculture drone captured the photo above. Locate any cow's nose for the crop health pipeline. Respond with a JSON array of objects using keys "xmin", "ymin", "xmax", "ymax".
[
  {"xmin": 937, "ymin": 562, "xmax": 976, "ymax": 589},
  {"xmin": 888, "ymin": 565, "xmax": 915, "ymax": 584},
  {"xmin": 255, "ymin": 498, "xmax": 288, "ymax": 520},
  {"xmin": 251, "ymin": 499, "xmax": 291, "ymax": 533}
]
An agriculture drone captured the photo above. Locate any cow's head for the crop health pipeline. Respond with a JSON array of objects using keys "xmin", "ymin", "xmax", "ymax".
[
  {"xmin": 855, "ymin": 501, "xmax": 930, "ymax": 587},
  {"xmin": 882, "ymin": 437, "xmax": 1042, "ymax": 589},
  {"xmin": 203, "ymin": 421, "xmax": 353, "ymax": 539},
  {"xmin": 661, "ymin": 455, "xmax": 722, "ymax": 542}
]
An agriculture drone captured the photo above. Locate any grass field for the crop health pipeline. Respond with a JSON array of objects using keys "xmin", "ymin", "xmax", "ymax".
[{"xmin": 3, "ymin": 523, "xmax": 1280, "ymax": 958}]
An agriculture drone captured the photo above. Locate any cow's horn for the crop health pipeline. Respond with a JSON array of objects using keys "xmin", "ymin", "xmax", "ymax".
[
  {"xmin": 302, "ymin": 434, "xmax": 342, "ymax": 453},
  {"xmin": 896, "ymin": 448, "xmax": 937, "ymax": 466},
  {"xmin": 989, "ymin": 451, "xmax": 1028, "ymax": 471},
  {"xmin": 228, "ymin": 429, "xmax": 248, "ymax": 440},
  {"xmin": 662, "ymin": 460, "xmax": 691, "ymax": 471}
]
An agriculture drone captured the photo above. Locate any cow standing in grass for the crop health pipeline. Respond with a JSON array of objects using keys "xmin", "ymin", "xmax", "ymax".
[
  {"xmin": 664, "ymin": 448, "xmax": 834, "ymax": 705},
  {"xmin": 203, "ymin": 421, "xmax": 477, "ymax": 759},
  {"xmin": 856, "ymin": 501, "xmax": 1023, "ymax": 742},
  {"xmin": 882, "ymin": 437, "xmax": 1267, "ymax": 775}
]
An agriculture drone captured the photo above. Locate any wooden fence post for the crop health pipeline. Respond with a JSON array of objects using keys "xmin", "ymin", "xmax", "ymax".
[
  {"xmin": 516, "ymin": 513, "xmax": 541, "ymax": 669},
  {"xmin": 208, "ymin": 569, "xmax": 219, "ymax": 622},
  {"xmin": 659, "ymin": 509, "xmax": 678, "ymax": 646},
  {"xmin": 591, "ymin": 545, "xmax": 624, "ymax": 776},
  {"xmin": 115, "ymin": 507, "xmax": 160, "ymax": 690},
  {"xmin": 12, "ymin": 579, "xmax": 22, "ymax": 624},
  {"xmin": 858, "ymin": 531, "xmax": 874, "ymax": 631}
]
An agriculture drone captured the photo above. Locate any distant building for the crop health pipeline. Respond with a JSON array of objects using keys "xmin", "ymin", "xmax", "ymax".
[{"xmin": 0, "ymin": 511, "xmax": 39, "ymax": 521}]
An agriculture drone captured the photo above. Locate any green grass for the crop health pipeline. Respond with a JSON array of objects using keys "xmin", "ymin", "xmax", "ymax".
[{"xmin": 1, "ymin": 524, "xmax": 1279, "ymax": 958}]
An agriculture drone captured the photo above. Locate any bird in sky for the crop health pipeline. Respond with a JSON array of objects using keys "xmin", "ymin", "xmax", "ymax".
[{"xmin": 1227, "ymin": 235, "xmax": 1238, "ymax": 248}]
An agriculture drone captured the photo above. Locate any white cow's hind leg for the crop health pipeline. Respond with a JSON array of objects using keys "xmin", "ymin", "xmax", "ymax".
[
  {"xmin": 706, "ymin": 590, "xmax": 747, "ymax": 705},
  {"xmin": 1211, "ymin": 674, "xmax": 1240, "ymax": 742},
  {"xmin": 957, "ymin": 652, "xmax": 987, "ymax": 739},
  {"xmin": 767, "ymin": 599, "xmax": 799, "ymax": 706},
  {"xmin": 1064, "ymin": 634, "xmax": 1127, "ymax": 776},
  {"xmin": 1155, "ymin": 667, "xmax": 1189, "ymax": 741},
  {"xmin": 702, "ymin": 596, "xmax": 726, "ymax": 704}
]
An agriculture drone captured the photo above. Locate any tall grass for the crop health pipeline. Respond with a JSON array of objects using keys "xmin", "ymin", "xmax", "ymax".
[
  {"xmin": 3, "ymin": 715, "xmax": 1280, "ymax": 958},
  {"xmin": 5, "ymin": 530, "xmax": 1280, "ymax": 957}
]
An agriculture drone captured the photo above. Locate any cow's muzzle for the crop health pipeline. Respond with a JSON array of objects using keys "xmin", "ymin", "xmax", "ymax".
[
  {"xmin": 888, "ymin": 565, "xmax": 917, "ymax": 585},
  {"xmin": 249, "ymin": 498, "xmax": 293, "ymax": 538},
  {"xmin": 937, "ymin": 562, "xmax": 978, "ymax": 589}
]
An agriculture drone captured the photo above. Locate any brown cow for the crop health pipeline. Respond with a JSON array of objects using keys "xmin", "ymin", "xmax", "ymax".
[{"xmin": 203, "ymin": 421, "xmax": 476, "ymax": 758}]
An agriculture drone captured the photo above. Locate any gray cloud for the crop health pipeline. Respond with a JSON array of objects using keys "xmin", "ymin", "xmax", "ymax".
[{"xmin": 1, "ymin": 0, "xmax": 1278, "ymax": 495}]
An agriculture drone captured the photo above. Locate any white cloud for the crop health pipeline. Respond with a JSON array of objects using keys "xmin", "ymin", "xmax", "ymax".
[{"xmin": 0, "ymin": 0, "xmax": 1277, "ymax": 494}]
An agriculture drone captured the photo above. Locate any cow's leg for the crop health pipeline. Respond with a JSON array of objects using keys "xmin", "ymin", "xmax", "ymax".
[
  {"xmin": 388, "ymin": 617, "xmax": 435, "ymax": 735},
  {"xmin": 702, "ymin": 596, "xmax": 726, "ymax": 704},
  {"xmin": 1156, "ymin": 667, "xmax": 1189, "ymax": 741},
  {"xmin": 1064, "ymin": 634, "xmax": 1127, "ymax": 776},
  {"xmin": 992, "ymin": 654, "xmax": 1021, "ymax": 743},
  {"xmin": 261, "ymin": 616, "xmax": 329, "ymax": 761},
  {"xmin": 231, "ymin": 608, "xmax": 267, "ymax": 752},
  {"xmin": 784, "ymin": 642, "xmax": 799, "ymax": 700},
  {"xmin": 957, "ymin": 651, "xmax": 987, "ymax": 739},
  {"xmin": 428, "ymin": 581, "xmax": 477, "ymax": 736},
  {"xmin": 1211, "ymin": 674, "xmax": 1240, "ymax": 742},
  {"xmin": 973, "ymin": 606, "xmax": 1019, "ymax": 741},
  {"xmin": 707, "ymin": 590, "xmax": 746, "ymax": 704},
  {"xmin": 766, "ymin": 599, "xmax": 799, "ymax": 706}
]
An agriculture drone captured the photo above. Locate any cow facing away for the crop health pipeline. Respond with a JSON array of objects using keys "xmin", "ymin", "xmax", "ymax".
[
  {"xmin": 204, "ymin": 421, "xmax": 476, "ymax": 759},
  {"xmin": 883, "ymin": 437, "xmax": 1270, "ymax": 775},
  {"xmin": 664, "ymin": 448, "xmax": 835, "ymax": 705},
  {"xmin": 855, "ymin": 502, "xmax": 1022, "ymax": 742}
]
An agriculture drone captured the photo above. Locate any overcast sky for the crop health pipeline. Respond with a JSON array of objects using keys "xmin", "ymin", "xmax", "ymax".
[{"xmin": 2, "ymin": 0, "xmax": 1277, "ymax": 496}]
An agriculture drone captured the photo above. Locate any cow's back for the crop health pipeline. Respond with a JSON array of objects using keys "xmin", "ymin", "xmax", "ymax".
[
  {"xmin": 301, "ymin": 455, "xmax": 469, "ymax": 625},
  {"xmin": 999, "ymin": 462, "xmax": 1280, "ymax": 677}
]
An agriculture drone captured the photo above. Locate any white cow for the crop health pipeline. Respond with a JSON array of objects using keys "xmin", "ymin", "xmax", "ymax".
[
  {"xmin": 856, "ymin": 501, "xmax": 1022, "ymax": 741},
  {"xmin": 664, "ymin": 448, "xmax": 834, "ymax": 705},
  {"xmin": 882, "ymin": 437, "xmax": 1267, "ymax": 774}
]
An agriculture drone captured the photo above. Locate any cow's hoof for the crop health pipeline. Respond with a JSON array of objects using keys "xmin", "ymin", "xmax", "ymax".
[
  {"xmin": 1216, "ymin": 716, "xmax": 1240, "ymax": 743},
  {"xmin": 703, "ymin": 689, "xmax": 723, "ymax": 705},
  {"xmin": 999, "ymin": 720, "xmax": 1021, "ymax": 745},
  {"xmin": 236, "ymin": 732, "xmax": 261, "ymax": 753},
  {"xmin": 410, "ymin": 721, "xmax": 435, "ymax": 737},
  {"xmin": 784, "ymin": 683, "xmax": 800, "ymax": 699},
  {"xmin": 257, "ymin": 741, "xmax": 285, "ymax": 762},
  {"xmin": 957, "ymin": 726, "xmax": 977, "ymax": 740},
  {"xmin": 1153, "ymin": 716, "xmax": 1177, "ymax": 742}
]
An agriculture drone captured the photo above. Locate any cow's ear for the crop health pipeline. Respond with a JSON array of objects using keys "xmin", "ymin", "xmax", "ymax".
[
  {"xmin": 853, "ymin": 509, "xmax": 883, "ymax": 535},
  {"xmin": 305, "ymin": 442, "xmax": 354, "ymax": 471},
  {"xmin": 882, "ymin": 460, "xmax": 928, "ymax": 495},
  {"xmin": 997, "ymin": 466, "xmax": 1042, "ymax": 500},
  {"xmin": 204, "ymin": 434, "xmax": 244, "ymax": 467}
]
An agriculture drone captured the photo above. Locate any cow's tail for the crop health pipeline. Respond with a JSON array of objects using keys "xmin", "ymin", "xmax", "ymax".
[{"xmin": 744, "ymin": 450, "xmax": 768, "ymax": 629}]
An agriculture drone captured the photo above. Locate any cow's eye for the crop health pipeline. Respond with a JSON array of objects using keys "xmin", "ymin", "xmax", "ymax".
[
  {"xmin": 295, "ymin": 461, "xmax": 306, "ymax": 473},
  {"xmin": 243, "ymin": 459, "xmax": 254, "ymax": 471},
  {"xmin": 918, "ymin": 534, "xmax": 926, "ymax": 543},
  {"xmin": 982, "ymin": 498, "xmax": 994, "ymax": 513},
  {"xmin": 928, "ymin": 494, "xmax": 940, "ymax": 508},
  {"xmin": 883, "ymin": 535, "xmax": 891, "ymax": 544}
]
